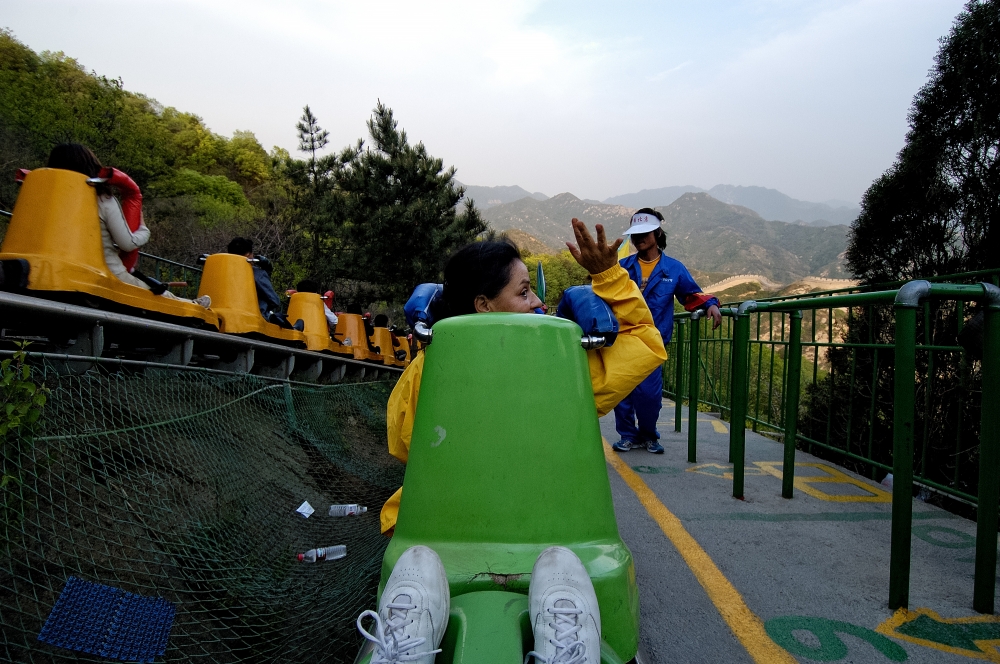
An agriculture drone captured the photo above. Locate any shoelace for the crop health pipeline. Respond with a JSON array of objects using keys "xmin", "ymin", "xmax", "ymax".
[
  {"xmin": 524, "ymin": 605, "xmax": 588, "ymax": 664},
  {"xmin": 357, "ymin": 603, "xmax": 443, "ymax": 664}
]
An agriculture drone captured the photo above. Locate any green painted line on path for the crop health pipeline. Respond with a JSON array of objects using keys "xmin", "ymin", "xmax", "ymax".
[
  {"xmin": 766, "ymin": 616, "xmax": 907, "ymax": 662},
  {"xmin": 897, "ymin": 614, "xmax": 1000, "ymax": 651}
]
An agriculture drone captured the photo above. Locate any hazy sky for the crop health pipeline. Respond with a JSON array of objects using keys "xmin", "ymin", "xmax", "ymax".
[{"xmin": 2, "ymin": 0, "xmax": 967, "ymax": 205}]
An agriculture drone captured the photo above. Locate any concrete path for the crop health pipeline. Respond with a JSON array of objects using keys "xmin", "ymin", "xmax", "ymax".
[{"xmin": 601, "ymin": 400, "xmax": 1000, "ymax": 664}]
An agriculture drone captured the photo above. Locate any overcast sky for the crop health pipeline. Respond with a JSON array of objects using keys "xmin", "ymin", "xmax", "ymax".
[{"xmin": 2, "ymin": 0, "xmax": 967, "ymax": 205}]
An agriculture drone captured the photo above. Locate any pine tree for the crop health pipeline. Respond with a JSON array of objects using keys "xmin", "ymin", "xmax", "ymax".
[
  {"xmin": 846, "ymin": 0, "xmax": 1000, "ymax": 284},
  {"xmin": 293, "ymin": 105, "xmax": 335, "ymax": 266},
  {"xmin": 296, "ymin": 105, "xmax": 329, "ymax": 191},
  {"xmin": 333, "ymin": 101, "xmax": 488, "ymax": 300}
]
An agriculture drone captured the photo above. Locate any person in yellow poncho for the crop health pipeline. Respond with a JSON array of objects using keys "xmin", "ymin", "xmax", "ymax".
[{"xmin": 380, "ymin": 218, "xmax": 668, "ymax": 534}]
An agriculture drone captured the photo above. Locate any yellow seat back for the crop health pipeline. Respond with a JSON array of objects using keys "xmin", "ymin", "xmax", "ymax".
[
  {"xmin": 333, "ymin": 313, "xmax": 374, "ymax": 361},
  {"xmin": 1, "ymin": 169, "xmax": 104, "ymax": 282},
  {"xmin": 372, "ymin": 327, "xmax": 397, "ymax": 365},
  {"xmin": 0, "ymin": 169, "xmax": 219, "ymax": 327},
  {"xmin": 287, "ymin": 292, "xmax": 330, "ymax": 352}
]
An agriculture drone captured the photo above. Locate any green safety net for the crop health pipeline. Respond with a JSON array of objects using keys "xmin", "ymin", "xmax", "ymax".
[{"xmin": 0, "ymin": 365, "xmax": 404, "ymax": 662}]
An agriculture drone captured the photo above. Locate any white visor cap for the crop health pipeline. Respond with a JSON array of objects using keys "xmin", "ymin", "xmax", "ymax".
[{"xmin": 623, "ymin": 212, "xmax": 662, "ymax": 236}]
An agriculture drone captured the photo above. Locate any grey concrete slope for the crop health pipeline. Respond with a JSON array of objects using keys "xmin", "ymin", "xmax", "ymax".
[{"xmin": 602, "ymin": 400, "xmax": 999, "ymax": 664}]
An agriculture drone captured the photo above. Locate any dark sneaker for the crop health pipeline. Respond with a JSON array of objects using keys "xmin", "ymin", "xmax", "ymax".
[
  {"xmin": 611, "ymin": 439, "xmax": 634, "ymax": 452},
  {"xmin": 645, "ymin": 440, "xmax": 664, "ymax": 454}
]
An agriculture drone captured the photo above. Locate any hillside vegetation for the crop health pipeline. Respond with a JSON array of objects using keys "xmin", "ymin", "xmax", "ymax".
[
  {"xmin": 656, "ymin": 193, "xmax": 849, "ymax": 282},
  {"xmin": 0, "ymin": 30, "xmax": 484, "ymax": 306},
  {"xmin": 482, "ymin": 191, "xmax": 849, "ymax": 283}
]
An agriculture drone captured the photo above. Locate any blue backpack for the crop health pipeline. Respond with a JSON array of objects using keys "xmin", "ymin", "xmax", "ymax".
[{"xmin": 556, "ymin": 286, "xmax": 619, "ymax": 346}]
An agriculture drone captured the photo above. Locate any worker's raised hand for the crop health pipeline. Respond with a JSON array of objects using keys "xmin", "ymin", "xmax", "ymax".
[{"xmin": 566, "ymin": 218, "xmax": 623, "ymax": 275}]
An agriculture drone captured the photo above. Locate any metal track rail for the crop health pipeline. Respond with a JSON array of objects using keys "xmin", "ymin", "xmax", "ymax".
[{"xmin": 0, "ymin": 290, "xmax": 403, "ymax": 378}]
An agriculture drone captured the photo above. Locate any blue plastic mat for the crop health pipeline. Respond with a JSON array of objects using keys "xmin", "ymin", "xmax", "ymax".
[{"xmin": 37, "ymin": 576, "xmax": 175, "ymax": 662}]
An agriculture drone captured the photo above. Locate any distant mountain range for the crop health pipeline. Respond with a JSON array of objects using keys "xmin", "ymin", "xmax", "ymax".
[
  {"xmin": 480, "ymin": 191, "xmax": 850, "ymax": 283},
  {"xmin": 455, "ymin": 182, "xmax": 548, "ymax": 208},
  {"xmin": 461, "ymin": 182, "xmax": 860, "ymax": 226},
  {"xmin": 605, "ymin": 184, "xmax": 859, "ymax": 226}
]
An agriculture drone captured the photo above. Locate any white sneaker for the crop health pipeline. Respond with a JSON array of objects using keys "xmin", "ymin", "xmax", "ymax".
[
  {"xmin": 357, "ymin": 545, "xmax": 450, "ymax": 664},
  {"xmin": 525, "ymin": 546, "xmax": 601, "ymax": 664},
  {"xmin": 194, "ymin": 295, "xmax": 211, "ymax": 308}
]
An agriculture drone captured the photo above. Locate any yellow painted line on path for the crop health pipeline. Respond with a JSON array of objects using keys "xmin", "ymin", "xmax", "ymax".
[
  {"xmin": 659, "ymin": 417, "xmax": 729, "ymax": 433},
  {"xmin": 603, "ymin": 439, "xmax": 795, "ymax": 664},
  {"xmin": 711, "ymin": 419, "xmax": 729, "ymax": 434},
  {"xmin": 756, "ymin": 461, "xmax": 892, "ymax": 503}
]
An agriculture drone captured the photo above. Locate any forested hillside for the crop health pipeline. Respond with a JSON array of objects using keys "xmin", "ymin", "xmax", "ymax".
[
  {"xmin": 656, "ymin": 193, "xmax": 849, "ymax": 282},
  {"xmin": 0, "ymin": 30, "xmax": 484, "ymax": 306},
  {"xmin": 482, "ymin": 191, "xmax": 849, "ymax": 283}
]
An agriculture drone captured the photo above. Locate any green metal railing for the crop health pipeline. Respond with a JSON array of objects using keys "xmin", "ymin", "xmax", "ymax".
[
  {"xmin": 663, "ymin": 271, "xmax": 1000, "ymax": 614},
  {"xmin": 136, "ymin": 251, "xmax": 203, "ymax": 299}
]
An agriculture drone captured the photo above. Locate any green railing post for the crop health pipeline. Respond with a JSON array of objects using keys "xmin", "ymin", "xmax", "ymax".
[
  {"xmin": 974, "ymin": 284, "xmax": 1000, "ymax": 613},
  {"xmin": 674, "ymin": 320, "xmax": 685, "ymax": 433},
  {"xmin": 782, "ymin": 310, "xmax": 803, "ymax": 499},
  {"xmin": 729, "ymin": 303, "xmax": 754, "ymax": 499},
  {"xmin": 688, "ymin": 313, "xmax": 702, "ymax": 463},
  {"xmin": 889, "ymin": 281, "xmax": 929, "ymax": 610}
]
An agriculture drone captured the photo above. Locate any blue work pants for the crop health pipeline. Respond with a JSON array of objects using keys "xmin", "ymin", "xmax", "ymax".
[{"xmin": 613, "ymin": 367, "xmax": 663, "ymax": 443}]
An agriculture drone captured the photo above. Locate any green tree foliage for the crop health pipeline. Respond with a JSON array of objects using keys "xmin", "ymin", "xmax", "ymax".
[
  {"xmin": 523, "ymin": 250, "xmax": 590, "ymax": 310},
  {"xmin": 0, "ymin": 31, "xmax": 486, "ymax": 311},
  {"xmin": 846, "ymin": 0, "xmax": 1000, "ymax": 284},
  {"xmin": 289, "ymin": 105, "xmax": 338, "ymax": 268},
  {"xmin": 1, "ymin": 342, "xmax": 50, "ymax": 531},
  {"xmin": 817, "ymin": 2, "xmax": 997, "ymax": 496},
  {"xmin": 331, "ymin": 102, "xmax": 487, "ymax": 301},
  {"xmin": 297, "ymin": 105, "xmax": 329, "ymax": 186}
]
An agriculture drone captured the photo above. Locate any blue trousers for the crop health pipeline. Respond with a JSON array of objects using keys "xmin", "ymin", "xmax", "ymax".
[{"xmin": 613, "ymin": 367, "xmax": 662, "ymax": 443}]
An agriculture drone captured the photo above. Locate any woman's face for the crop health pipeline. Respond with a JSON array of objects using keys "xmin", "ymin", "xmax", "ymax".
[
  {"xmin": 474, "ymin": 260, "xmax": 544, "ymax": 313},
  {"xmin": 631, "ymin": 231, "xmax": 658, "ymax": 253}
]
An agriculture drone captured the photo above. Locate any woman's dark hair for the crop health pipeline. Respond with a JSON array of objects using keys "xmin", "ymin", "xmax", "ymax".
[
  {"xmin": 48, "ymin": 143, "xmax": 102, "ymax": 176},
  {"xmin": 47, "ymin": 143, "xmax": 110, "ymax": 195},
  {"xmin": 441, "ymin": 239, "xmax": 522, "ymax": 317},
  {"xmin": 227, "ymin": 237, "xmax": 253, "ymax": 255},
  {"xmin": 634, "ymin": 207, "xmax": 667, "ymax": 251}
]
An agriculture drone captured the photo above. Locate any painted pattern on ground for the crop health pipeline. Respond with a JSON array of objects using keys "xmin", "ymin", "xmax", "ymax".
[
  {"xmin": 608, "ymin": 405, "xmax": 1000, "ymax": 663},
  {"xmin": 686, "ymin": 460, "xmax": 892, "ymax": 502}
]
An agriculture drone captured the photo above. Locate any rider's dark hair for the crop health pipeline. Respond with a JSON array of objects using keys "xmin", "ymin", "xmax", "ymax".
[
  {"xmin": 633, "ymin": 207, "xmax": 666, "ymax": 251},
  {"xmin": 442, "ymin": 239, "xmax": 522, "ymax": 317},
  {"xmin": 47, "ymin": 143, "xmax": 110, "ymax": 195},
  {"xmin": 227, "ymin": 237, "xmax": 253, "ymax": 255},
  {"xmin": 296, "ymin": 279, "xmax": 321, "ymax": 293}
]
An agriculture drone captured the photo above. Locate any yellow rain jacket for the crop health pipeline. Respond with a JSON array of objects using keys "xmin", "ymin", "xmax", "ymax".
[{"xmin": 380, "ymin": 264, "xmax": 668, "ymax": 533}]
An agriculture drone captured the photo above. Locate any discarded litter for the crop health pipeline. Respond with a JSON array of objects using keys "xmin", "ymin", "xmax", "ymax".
[
  {"xmin": 881, "ymin": 473, "xmax": 893, "ymax": 489},
  {"xmin": 329, "ymin": 504, "xmax": 367, "ymax": 517},
  {"xmin": 297, "ymin": 545, "xmax": 347, "ymax": 563},
  {"xmin": 296, "ymin": 501, "xmax": 315, "ymax": 518}
]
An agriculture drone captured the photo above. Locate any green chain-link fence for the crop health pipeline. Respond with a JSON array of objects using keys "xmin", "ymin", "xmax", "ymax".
[{"xmin": 1, "ymin": 364, "xmax": 403, "ymax": 662}]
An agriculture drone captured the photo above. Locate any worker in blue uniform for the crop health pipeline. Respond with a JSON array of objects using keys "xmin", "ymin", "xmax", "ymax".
[{"xmin": 613, "ymin": 208, "xmax": 722, "ymax": 453}]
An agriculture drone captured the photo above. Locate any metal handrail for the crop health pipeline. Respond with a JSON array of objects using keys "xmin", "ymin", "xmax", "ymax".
[
  {"xmin": 666, "ymin": 280, "xmax": 1000, "ymax": 614},
  {"xmin": 137, "ymin": 251, "xmax": 202, "ymax": 273}
]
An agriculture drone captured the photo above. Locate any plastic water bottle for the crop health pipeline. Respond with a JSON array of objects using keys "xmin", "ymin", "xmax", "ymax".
[
  {"xmin": 329, "ymin": 504, "xmax": 367, "ymax": 517},
  {"xmin": 297, "ymin": 545, "xmax": 347, "ymax": 563}
]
